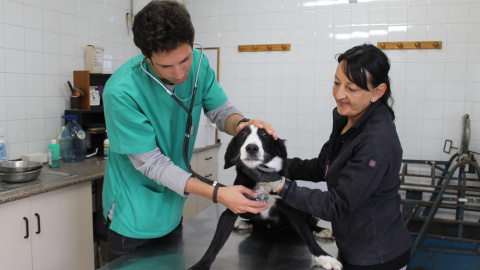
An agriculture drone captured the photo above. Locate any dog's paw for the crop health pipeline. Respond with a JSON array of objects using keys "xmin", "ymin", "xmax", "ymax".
[
  {"xmin": 314, "ymin": 255, "xmax": 343, "ymax": 270},
  {"xmin": 313, "ymin": 229, "xmax": 334, "ymax": 239},
  {"xmin": 234, "ymin": 220, "xmax": 253, "ymax": 230}
]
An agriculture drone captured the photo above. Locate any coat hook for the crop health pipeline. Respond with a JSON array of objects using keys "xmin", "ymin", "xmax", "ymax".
[
  {"xmin": 397, "ymin": 42, "xmax": 403, "ymax": 48},
  {"xmin": 415, "ymin": 42, "xmax": 421, "ymax": 47},
  {"xmin": 433, "ymin": 42, "xmax": 438, "ymax": 47}
]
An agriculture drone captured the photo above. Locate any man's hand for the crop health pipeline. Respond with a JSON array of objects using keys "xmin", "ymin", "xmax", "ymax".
[
  {"xmin": 216, "ymin": 185, "xmax": 269, "ymax": 214},
  {"xmin": 237, "ymin": 119, "xmax": 277, "ymax": 140}
]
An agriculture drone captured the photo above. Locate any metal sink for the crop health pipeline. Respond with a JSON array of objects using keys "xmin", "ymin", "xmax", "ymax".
[{"xmin": 0, "ymin": 169, "xmax": 75, "ymax": 194}]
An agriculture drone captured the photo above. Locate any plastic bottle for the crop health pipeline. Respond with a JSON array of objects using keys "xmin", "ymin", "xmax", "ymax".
[
  {"xmin": 58, "ymin": 126, "xmax": 65, "ymax": 158},
  {"xmin": 103, "ymin": 131, "xmax": 109, "ymax": 160},
  {"xmin": 60, "ymin": 115, "xmax": 87, "ymax": 163},
  {"xmin": 0, "ymin": 128, "xmax": 6, "ymax": 162},
  {"xmin": 48, "ymin": 139, "xmax": 60, "ymax": 168}
]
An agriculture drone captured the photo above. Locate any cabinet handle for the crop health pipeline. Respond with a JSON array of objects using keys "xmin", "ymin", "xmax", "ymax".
[
  {"xmin": 204, "ymin": 174, "xmax": 213, "ymax": 178},
  {"xmin": 35, "ymin": 213, "xmax": 41, "ymax": 234},
  {"xmin": 204, "ymin": 157, "xmax": 213, "ymax": 161},
  {"xmin": 23, "ymin": 217, "xmax": 29, "ymax": 239}
]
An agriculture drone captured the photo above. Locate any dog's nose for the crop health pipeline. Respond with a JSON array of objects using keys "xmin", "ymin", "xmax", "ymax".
[{"xmin": 245, "ymin": 143, "xmax": 259, "ymax": 155}]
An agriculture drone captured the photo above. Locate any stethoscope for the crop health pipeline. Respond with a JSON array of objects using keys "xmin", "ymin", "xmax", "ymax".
[{"xmin": 140, "ymin": 42, "xmax": 226, "ymax": 188}]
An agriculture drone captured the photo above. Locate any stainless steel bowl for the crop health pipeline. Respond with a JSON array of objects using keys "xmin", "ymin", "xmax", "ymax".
[
  {"xmin": 0, "ymin": 161, "xmax": 43, "ymax": 173},
  {"xmin": 0, "ymin": 168, "xmax": 42, "ymax": 183}
]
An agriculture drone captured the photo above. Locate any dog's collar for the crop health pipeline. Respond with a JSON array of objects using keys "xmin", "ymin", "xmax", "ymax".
[{"xmin": 257, "ymin": 164, "xmax": 276, "ymax": 173}]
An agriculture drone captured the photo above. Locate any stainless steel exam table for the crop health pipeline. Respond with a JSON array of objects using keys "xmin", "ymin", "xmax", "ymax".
[{"xmin": 98, "ymin": 203, "xmax": 339, "ymax": 270}]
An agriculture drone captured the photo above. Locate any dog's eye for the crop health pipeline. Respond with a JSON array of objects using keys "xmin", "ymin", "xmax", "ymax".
[
  {"xmin": 259, "ymin": 130, "xmax": 269, "ymax": 137},
  {"xmin": 239, "ymin": 131, "xmax": 247, "ymax": 137}
]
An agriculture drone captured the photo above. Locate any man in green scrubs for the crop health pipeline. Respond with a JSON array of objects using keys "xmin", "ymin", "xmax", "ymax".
[{"xmin": 102, "ymin": 0, "xmax": 275, "ymax": 261}]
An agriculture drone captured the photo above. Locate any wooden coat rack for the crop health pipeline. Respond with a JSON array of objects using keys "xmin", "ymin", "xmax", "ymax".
[
  {"xmin": 378, "ymin": 41, "xmax": 442, "ymax": 50},
  {"xmin": 238, "ymin": 44, "xmax": 291, "ymax": 52}
]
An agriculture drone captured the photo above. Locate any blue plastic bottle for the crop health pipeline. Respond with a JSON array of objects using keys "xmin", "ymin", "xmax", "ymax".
[{"xmin": 60, "ymin": 115, "xmax": 87, "ymax": 163}]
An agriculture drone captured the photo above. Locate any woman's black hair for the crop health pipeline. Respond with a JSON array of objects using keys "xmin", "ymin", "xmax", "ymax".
[
  {"xmin": 132, "ymin": 0, "xmax": 195, "ymax": 58},
  {"xmin": 336, "ymin": 44, "xmax": 395, "ymax": 120}
]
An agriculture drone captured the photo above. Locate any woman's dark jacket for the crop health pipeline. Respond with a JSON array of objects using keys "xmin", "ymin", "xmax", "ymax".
[{"xmin": 284, "ymin": 101, "xmax": 411, "ymax": 266}]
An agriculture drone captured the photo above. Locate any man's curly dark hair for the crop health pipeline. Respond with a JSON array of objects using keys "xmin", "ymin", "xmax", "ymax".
[{"xmin": 132, "ymin": 0, "xmax": 195, "ymax": 58}]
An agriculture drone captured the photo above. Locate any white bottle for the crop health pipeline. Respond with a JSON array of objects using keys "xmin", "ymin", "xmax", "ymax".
[
  {"xmin": 0, "ymin": 128, "xmax": 7, "ymax": 162},
  {"xmin": 103, "ymin": 131, "xmax": 109, "ymax": 160}
]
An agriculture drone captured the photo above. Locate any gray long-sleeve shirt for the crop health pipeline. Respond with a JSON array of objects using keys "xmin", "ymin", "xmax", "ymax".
[{"xmin": 128, "ymin": 100, "xmax": 241, "ymax": 196}]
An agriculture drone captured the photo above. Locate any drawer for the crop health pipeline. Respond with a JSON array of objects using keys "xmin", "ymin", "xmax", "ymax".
[
  {"xmin": 197, "ymin": 165, "xmax": 218, "ymax": 181},
  {"xmin": 196, "ymin": 148, "xmax": 218, "ymax": 169},
  {"xmin": 190, "ymin": 152, "xmax": 199, "ymax": 171}
]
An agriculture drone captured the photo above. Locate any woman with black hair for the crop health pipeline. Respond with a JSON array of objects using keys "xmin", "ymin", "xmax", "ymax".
[{"xmin": 261, "ymin": 44, "xmax": 411, "ymax": 269}]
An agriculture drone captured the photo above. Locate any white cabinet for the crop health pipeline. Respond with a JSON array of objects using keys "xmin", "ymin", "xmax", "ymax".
[
  {"xmin": 183, "ymin": 148, "xmax": 218, "ymax": 220},
  {"xmin": 0, "ymin": 182, "xmax": 94, "ymax": 270}
]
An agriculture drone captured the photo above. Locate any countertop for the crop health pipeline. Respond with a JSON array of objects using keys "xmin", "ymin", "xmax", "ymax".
[
  {"xmin": 0, "ymin": 157, "xmax": 106, "ymax": 204},
  {"xmin": 98, "ymin": 204, "xmax": 339, "ymax": 270},
  {"xmin": 0, "ymin": 144, "xmax": 221, "ymax": 205}
]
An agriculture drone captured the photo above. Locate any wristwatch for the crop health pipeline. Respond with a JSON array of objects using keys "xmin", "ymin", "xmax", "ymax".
[{"xmin": 236, "ymin": 118, "xmax": 250, "ymax": 126}]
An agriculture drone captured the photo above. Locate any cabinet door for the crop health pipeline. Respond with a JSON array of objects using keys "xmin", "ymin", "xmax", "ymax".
[
  {"xmin": 0, "ymin": 199, "xmax": 33, "ymax": 270},
  {"xmin": 196, "ymin": 165, "xmax": 218, "ymax": 212},
  {"xmin": 30, "ymin": 182, "xmax": 94, "ymax": 270}
]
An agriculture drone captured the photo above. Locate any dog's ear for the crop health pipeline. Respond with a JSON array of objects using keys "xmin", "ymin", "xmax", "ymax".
[
  {"xmin": 224, "ymin": 135, "xmax": 238, "ymax": 169},
  {"xmin": 274, "ymin": 138, "xmax": 288, "ymax": 159}
]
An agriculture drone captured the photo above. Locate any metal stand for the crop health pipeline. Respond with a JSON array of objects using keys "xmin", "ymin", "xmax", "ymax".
[{"xmin": 400, "ymin": 152, "xmax": 480, "ymax": 269}]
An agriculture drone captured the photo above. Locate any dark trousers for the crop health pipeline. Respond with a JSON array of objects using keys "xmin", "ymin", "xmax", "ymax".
[{"xmin": 107, "ymin": 219, "xmax": 183, "ymax": 262}]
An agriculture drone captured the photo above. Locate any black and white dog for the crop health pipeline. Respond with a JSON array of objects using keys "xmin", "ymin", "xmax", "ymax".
[{"xmin": 188, "ymin": 125, "xmax": 342, "ymax": 270}]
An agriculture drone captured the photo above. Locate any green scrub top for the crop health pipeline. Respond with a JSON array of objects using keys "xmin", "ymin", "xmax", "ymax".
[{"xmin": 102, "ymin": 49, "xmax": 227, "ymax": 239}]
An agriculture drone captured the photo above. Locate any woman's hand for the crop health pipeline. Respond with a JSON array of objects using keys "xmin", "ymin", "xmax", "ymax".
[
  {"xmin": 216, "ymin": 185, "xmax": 269, "ymax": 214},
  {"xmin": 236, "ymin": 119, "xmax": 277, "ymax": 140}
]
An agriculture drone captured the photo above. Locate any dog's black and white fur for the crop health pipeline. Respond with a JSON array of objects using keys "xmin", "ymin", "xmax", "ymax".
[{"xmin": 188, "ymin": 125, "xmax": 342, "ymax": 270}]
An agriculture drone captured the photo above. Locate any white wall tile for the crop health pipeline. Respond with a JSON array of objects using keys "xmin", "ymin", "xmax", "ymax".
[
  {"xmin": 315, "ymin": 10, "xmax": 333, "ymax": 28},
  {"xmin": 266, "ymin": 0, "xmax": 283, "ymax": 13},
  {"xmin": 25, "ymin": 28, "xmax": 44, "ymax": 52},
  {"xmin": 5, "ymin": 49, "xmax": 26, "ymax": 73},
  {"xmin": 43, "ymin": 9, "xmax": 59, "ymax": 33},
  {"xmin": 334, "ymin": 8, "xmax": 352, "ymax": 27},
  {"xmin": 4, "ymin": 25, "xmax": 24, "ymax": 50},
  {"xmin": 24, "ymin": 5, "xmax": 43, "ymax": 30},
  {"xmin": 26, "ymin": 97, "xmax": 45, "ymax": 119},
  {"xmin": 26, "ymin": 118, "xmax": 45, "ymax": 141},
  {"xmin": 466, "ymin": 63, "xmax": 480, "ymax": 83},
  {"xmin": 25, "ymin": 74, "xmax": 44, "ymax": 97},
  {"xmin": 447, "ymin": 24, "xmax": 469, "ymax": 43},
  {"xmin": 407, "ymin": 5, "xmax": 428, "ymax": 25},
  {"xmin": 448, "ymin": 4, "xmax": 469, "ymax": 24},
  {"xmin": 445, "ymin": 63, "xmax": 467, "ymax": 82},
  {"xmin": 4, "ymin": 0, "xmax": 24, "ymax": 27},
  {"xmin": 7, "ymin": 120, "xmax": 27, "ymax": 144},
  {"xmin": 428, "ymin": 5, "xmax": 448, "ymax": 24},
  {"xmin": 6, "ymin": 97, "xmax": 27, "ymax": 120},
  {"xmin": 470, "ymin": 3, "xmax": 480, "ymax": 23},
  {"xmin": 443, "ymin": 101, "xmax": 465, "ymax": 121},
  {"xmin": 5, "ymin": 73, "xmax": 26, "ymax": 97},
  {"xmin": 58, "ymin": 0, "xmax": 74, "ymax": 14}
]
